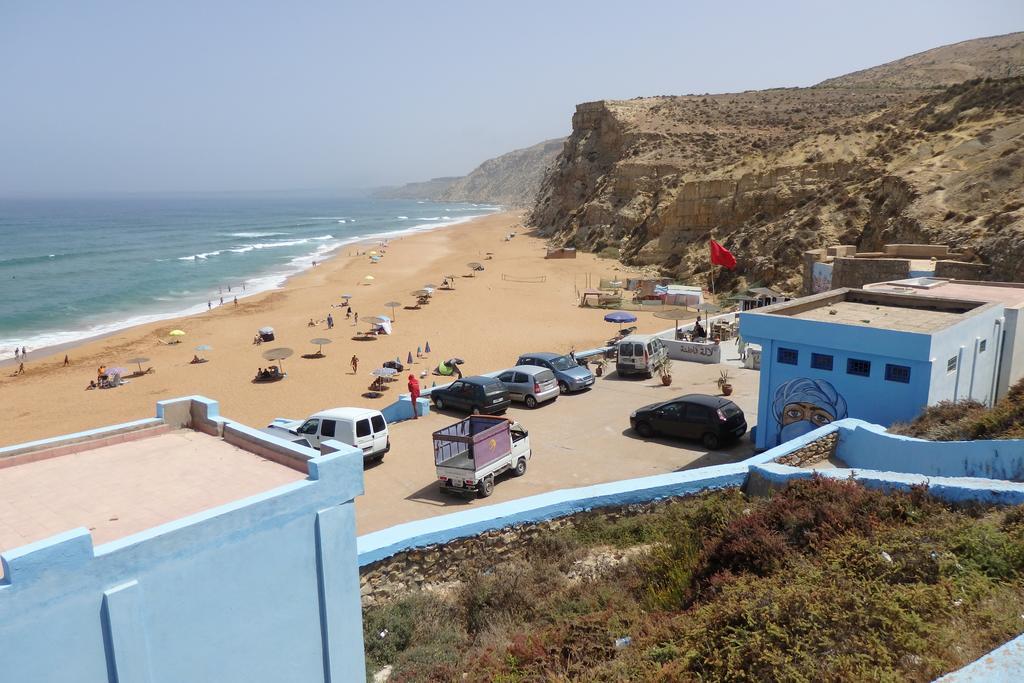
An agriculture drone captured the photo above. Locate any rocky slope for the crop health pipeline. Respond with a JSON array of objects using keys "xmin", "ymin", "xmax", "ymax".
[
  {"xmin": 373, "ymin": 176, "xmax": 461, "ymax": 201},
  {"xmin": 375, "ymin": 139, "xmax": 563, "ymax": 207},
  {"xmin": 529, "ymin": 32, "xmax": 1024, "ymax": 293}
]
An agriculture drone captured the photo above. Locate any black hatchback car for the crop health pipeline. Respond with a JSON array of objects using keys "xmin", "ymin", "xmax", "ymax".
[
  {"xmin": 629, "ymin": 394, "xmax": 746, "ymax": 449},
  {"xmin": 431, "ymin": 376, "xmax": 511, "ymax": 415}
]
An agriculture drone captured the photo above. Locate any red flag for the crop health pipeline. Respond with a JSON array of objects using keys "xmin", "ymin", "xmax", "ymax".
[{"xmin": 709, "ymin": 239, "xmax": 736, "ymax": 270}]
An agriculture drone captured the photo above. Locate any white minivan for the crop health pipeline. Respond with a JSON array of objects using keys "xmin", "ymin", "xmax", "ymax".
[
  {"xmin": 268, "ymin": 407, "xmax": 390, "ymax": 462},
  {"xmin": 615, "ymin": 334, "xmax": 668, "ymax": 377}
]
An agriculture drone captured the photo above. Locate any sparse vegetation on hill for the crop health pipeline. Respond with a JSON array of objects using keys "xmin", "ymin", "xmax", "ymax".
[
  {"xmin": 364, "ymin": 478, "xmax": 1024, "ymax": 682},
  {"xmin": 891, "ymin": 377, "xmax": 1024, "ymax": 441},
  {"xmin": 529, "ymin": 33, "xmax": 1024, "ymax": 293},
  {"xmin": 375, "ymin": 139, "xmax": 563, "ymax": 207}
]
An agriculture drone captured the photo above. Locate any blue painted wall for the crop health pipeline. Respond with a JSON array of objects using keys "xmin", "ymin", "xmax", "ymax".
[
  {"xmin": 741, "ymin": 301, "xmax": 1004, "ymax": 450},
  {"xmin": 0, "ymin": 401, "xmax": 367, "ymax": 683},
  {"xmin": 835, "ymin": 421, "xmax": 1024, "ymax": 481}
]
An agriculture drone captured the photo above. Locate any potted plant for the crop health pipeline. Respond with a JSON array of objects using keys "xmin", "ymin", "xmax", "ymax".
[
  {"xmin": 717, "ymin": 369, "xmax": 733, "ymax": 396},
  {"xmin": 658, "ymin": 359, "xmax": 673, "ymax": 386}
]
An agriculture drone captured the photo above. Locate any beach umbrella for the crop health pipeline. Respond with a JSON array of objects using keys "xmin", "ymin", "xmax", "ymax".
[
  {"xmin": 127, "ymin": 356, "xmax": 150, "ymax": 374},
  {"xmin": 341, "ymin": 293, "xmax": 353, "ymax": 301},
  {"xmin": 368, "ymin": 250, "xmax": 379, "ymax": 256},
  {"xmin": 653, "ymin": 308, "xmax": 688, "ymax": 331},
  {"xmin": 467, "ymin": 261, "xmax": 483, "ymax": 271},
  {"xmin": 417, "ymin": 345, "xmax": 422, "ymax": 357},
  {"xmin": 602, "ymin": 311, "xmax": 634, "ymax": 331},
  {"xmin": 169, "ymin": 329, "xmax": 186, "ymax": 337},
  {"xmin": 411, "ymin": 289, "xmax": 429, "ymax": 298},
  {"xmin": 407, "ymin": 351, "xmax": 413, "ymax": 364},
  {"xmin": 425, "ymin": 341, "xmax": 431, "ymax": 354},
  {"xmin": 385, "ymin": 301, "xmax": 401, "ymax": 320},
  {"xmin": 366, "ymin": 316, "xmax": 390, "ymax": 325},
  {"xmin": 694, "ymin": 302, "xmax": 723, "ymax": 327},
  {"xmin": 309, "ymin": 338, "xmax": 332, "ymax": 354},
  {"xmin": 262, "ymin": 347, "xmax": 294, "ymax": 372},
  {"xmin": 423, "ymin": 283, "xmax": 438, "ymax": 290},
  {"xmin": 195, "ymin": 344, "xmax": 213, "ymax": 352},
  {"xmin": 363, "ymin": 275, "xmax": 375, "ymax": 283}
]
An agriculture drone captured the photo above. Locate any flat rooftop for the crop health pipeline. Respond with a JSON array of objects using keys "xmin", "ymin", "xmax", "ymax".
[
  {"xmin": 750, "ymin": 288, "xmax": 986, "ymax": 334},
  {"xmin": 866, "ymin": 279, "xmax": 1024, "ymax": 308},
  {"xmin": 789, "ymin": 300, "xmax": 964, "ymax": 333},
  {"xmin": 0, "ymin": 430, "xmax": 304, "ymax": 562}
]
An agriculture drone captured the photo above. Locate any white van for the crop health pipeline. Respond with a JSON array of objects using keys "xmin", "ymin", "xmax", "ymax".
[
  {"xmin": 266, "ymin": 407, "xmax": 390, "ymax": 462},
  {"xmin": 615, "ymin": 334, "xmax": 668, "ymax": 377}
]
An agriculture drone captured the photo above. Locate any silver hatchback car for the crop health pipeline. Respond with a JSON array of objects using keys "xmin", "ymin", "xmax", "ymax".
[{"xmin": 496, "ymin": 365, "xmax": 560, "ymax": 408}]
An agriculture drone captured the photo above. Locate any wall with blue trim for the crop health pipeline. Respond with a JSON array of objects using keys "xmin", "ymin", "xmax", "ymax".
[
  {"xmin": 0, "ymin": 399, "xmax": 367, "ymax": 683},
  {"xmin": 835, "ymin": 421, "xmax": 1024, "ymax": 481}
]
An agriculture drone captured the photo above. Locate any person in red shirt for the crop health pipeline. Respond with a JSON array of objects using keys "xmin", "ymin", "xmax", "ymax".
[{"xmin": 407, "ymin": 374, "xmax": 421, "ymax": 418}]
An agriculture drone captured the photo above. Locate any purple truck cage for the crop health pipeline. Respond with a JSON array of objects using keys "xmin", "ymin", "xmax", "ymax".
[{"xmin": 432, "ymin": 415, "xmax": 512, "ymax": 470}]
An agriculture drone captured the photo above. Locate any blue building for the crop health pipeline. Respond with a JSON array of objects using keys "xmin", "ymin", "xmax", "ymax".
[{"xmin": 741, "ymin": 288, "xmax": 1009, "ymax": 450}]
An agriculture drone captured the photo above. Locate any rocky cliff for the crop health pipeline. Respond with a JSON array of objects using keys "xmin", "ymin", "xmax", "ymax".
[
  {"xmin": 376, "ymin": 138, "xmax": 563, "ymax": 207},
  {"xmin": 530, "ymin": 32, "xmax": 1024, "ymax": 293}
]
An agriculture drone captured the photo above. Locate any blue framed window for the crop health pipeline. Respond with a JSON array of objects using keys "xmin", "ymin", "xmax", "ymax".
[
  {"xmin": 847, "ymin": 358, "xmax": 871, "ymax": 377},
  {"xmin": 810, "ymin": 353, "xmax": 833, "ymax": 371},
  {"xmin": 884, "ymin": 364, "xmax": 911, "ymax": 384},
  {"xmin": 777, "ymin": 347, "xmax": 798, "ymax": 365}
]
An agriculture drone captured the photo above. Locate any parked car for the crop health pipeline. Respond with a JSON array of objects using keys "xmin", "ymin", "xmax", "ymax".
[
  {"xmin": 495, "ymin": 365, "xmax": 559, "ymax": 408},
  {"xmin": 615, "ymin": 334, "xmax": 668, "ymax": 377},
  {"xmin": 629, "ymin": 394, "xmax": 746, "ymax": 449},
  {"xmin": 265, "ymin": 407, "xmax": 390, "ymax": 462},
  {"xmin": 431, "ymin": 375, "xmax": 511, "ymax": 415},
  {"xmin": 515, "ymin": 352, "xmax": 594, "ymax": 393},
  {"xmin": 434, "ymin": 416, "xmax": 531, "ymax": 497}
]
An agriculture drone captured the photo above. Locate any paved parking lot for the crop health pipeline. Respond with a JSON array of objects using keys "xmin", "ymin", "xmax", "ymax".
[{"xmin": 355, "ymin": 357, "xmax": 760, "ymax": 534}]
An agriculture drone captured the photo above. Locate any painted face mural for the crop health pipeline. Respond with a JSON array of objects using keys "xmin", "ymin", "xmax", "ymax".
[{"xmin": 772, "ymin": 377, "xmax": 848, "ymax": 445}]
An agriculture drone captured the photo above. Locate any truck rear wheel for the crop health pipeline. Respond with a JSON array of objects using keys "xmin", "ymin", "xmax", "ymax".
[
  {"xmin": 513, "ymin": 458, "xmax": 527, "ymax": 477},
  {"xmin": 477, "ymin": 475, "xmax": 495, "ymax": 498}
]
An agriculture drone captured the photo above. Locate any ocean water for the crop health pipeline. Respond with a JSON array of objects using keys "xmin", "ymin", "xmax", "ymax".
[{"xmin": 0, "ymin": 196, "xmax": 500, "ymax": 357}]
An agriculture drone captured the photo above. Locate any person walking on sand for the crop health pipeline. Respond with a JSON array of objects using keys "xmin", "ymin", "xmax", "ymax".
[
  {"xmin": 408, "ymin": 374, "xmax": 421, "ymax": 418},
  {"xmin": 21, "ymin": 346, "xmax": 27, "ymax": 359},
  {"xmin": 354, "ymin": 312, "xmax": 359, "ymax": 325},
  {"xmin": 208, "ymin": 301, "xmax": 212, "ymax": 310},
  {"xmin": 16, "ymin": 362, "xmax": 25, "ymax": 375},
  {"xmin": 345, "ymin": 308, "xmax": 351, "ymax": 319},
  {"xmin": 14, "ymin": 348, "xmax": 19, "ymax": 361},
  {"xmin": 327, "ymin": 313, "xmax": 334, "ymax": 329},
  {"xmin": 233, "ymin": 297, "xmax": 238, "ymax": 306},
  {"xmin": 63, "ymin": 354, "xmax": 69, "ymax": 367},
  {"xmin": 350, "ymin": 355, "xmax": 359, "ymax": 375}
]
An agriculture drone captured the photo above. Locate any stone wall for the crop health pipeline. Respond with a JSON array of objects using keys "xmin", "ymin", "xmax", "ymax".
[
  {"xmin": 359, "ymin": 500, "xmax": 674, "ymax": 606},
  {"xmin": 773, "ymin": 431, "xmax": 838, "ymax": 467},
  {"xmin": 831, "ymin": 257, "xmax": 911, "ymax": 289},
  {"xmin": 934, "ymin": 260, "xmax": 992, "ymax": 280}
]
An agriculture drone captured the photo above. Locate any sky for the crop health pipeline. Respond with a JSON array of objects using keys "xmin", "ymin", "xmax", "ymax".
[{"xmin": 1, "ymin": 0, "xmax": 1022, "ymax": 197}]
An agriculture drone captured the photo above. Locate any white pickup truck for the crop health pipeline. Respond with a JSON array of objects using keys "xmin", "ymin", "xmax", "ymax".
[
  {"xmin": 264, "ymin": 407, "xmax": 390, "ymax": 463},
  {"xmin": 434, "ymin": 416, "xmax": 531, "ymax": 498}
]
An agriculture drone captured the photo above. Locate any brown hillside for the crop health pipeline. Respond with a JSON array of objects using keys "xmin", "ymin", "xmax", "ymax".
[
  {"xmin": 529, "ymin": 33, "xmax": 1024, "ymax": 293},
  {"xmin": 818, "ymin": 31, "xmax": 1024, "ymax": 89}
]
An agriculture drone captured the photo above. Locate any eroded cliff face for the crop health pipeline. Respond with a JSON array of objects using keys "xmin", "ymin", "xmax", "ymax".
[{"xmin": 530, "ymin": 34, "xmax": 1024, "ymax": 293}]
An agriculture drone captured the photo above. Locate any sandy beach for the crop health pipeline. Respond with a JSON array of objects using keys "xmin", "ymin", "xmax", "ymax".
[{"xmin": 0, "ymin": 211, "xmax": 675, "ymax": 445}]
